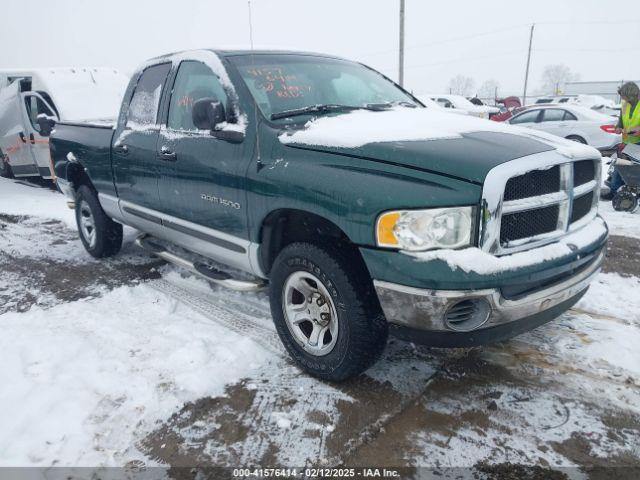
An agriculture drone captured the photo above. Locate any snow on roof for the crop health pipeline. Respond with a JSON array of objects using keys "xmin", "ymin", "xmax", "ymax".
[
  {"xmin": 278, "ymin": 106, "xmax": 600, "ymax": 159},
  {"xmin": 137, "ymin": 49, "xmax": 247, "ymax": 133},
  {"xmin": 5, "ymin": 67, "xmax": 130, "ymax": 122}
]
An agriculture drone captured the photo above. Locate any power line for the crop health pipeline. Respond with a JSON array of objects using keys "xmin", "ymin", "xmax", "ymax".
[
  {"xmin": 359, "ymin": 25, "xmax": 529, "ymax": 58},
  {"xmin": 356, "ymin": 19, "xmax": 640, "ymax": 58}
]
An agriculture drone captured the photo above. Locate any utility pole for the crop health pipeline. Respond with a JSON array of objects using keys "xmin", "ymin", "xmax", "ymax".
[
  {"xmin": 522, "ymin": 23, "xmax": 535, "ymax": 106},
  {"xmin": 399, "ymin": 0, "xmax": 405, "ymax": 87}
]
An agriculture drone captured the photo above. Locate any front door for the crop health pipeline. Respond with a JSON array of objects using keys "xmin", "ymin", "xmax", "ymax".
[
  {"xmin": 0, "ymin": 82, "xmax": 37, "ymax": 177},
  {"xmin": 112, "ymin": 62, "xmax": 172, "ymax": 211},
  {"xmin": 156, "ymin": 60, "xmax": 250, "ymax": 239},
  {"xmin": 21, "ymin": 92, "xmax": 58, "ymax": 178}
]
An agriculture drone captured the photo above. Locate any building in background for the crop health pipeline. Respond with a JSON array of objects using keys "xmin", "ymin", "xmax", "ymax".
[{"xmin": 564, "ymin": 80, "xmax": 640, "ymax": 104}]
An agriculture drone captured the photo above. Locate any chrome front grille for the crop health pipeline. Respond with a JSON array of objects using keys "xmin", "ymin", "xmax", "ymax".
[{"xmin": 480, "ymin": 153, "xmax": 601, "ymax": 255}]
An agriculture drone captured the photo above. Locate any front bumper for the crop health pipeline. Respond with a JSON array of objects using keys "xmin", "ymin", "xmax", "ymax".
[{"xmin": 374, "ymin": 247, "xmax": 604, "ymax": 347}]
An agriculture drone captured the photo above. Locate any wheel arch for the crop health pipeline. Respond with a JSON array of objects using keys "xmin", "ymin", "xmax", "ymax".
[
  {"xmin": 257, "ymin": 208, "xmax": 366, "ymax": 277},
  {"xmin": 66, "ymin": 161, "xmax": 96, "ymax": 194}
]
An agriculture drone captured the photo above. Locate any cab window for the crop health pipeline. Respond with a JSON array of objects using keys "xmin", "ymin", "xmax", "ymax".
[
  {"xmin": 510, "ymin": 109, "xmax": 540, "ymax": 124},
  {"xmin": 436, "ymin": 98, "xmax": 453, "ymax": 108},
  {"xmin": 24, "ymin": 95, "xmax": 54, "ymax": 131},
  {"xmin": 541, "ymin": 109, "xmax": 565, "ymax": 122},
  {"xmin": 127, "ymin": 63, "xmax": 171, "ymax": 128},
  {"xmin": 168, "ymin": 61, "xmax": 229, "ymax": 131}
]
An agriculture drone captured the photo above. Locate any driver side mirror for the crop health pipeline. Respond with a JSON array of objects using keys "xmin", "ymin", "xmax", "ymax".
[
  {"xmin": 36, "ymin": 114, "xmax": 56, "ymax": 137},
  {"xmin": 192, "ymin": 97, "xmax": 226, "ymax": 131}
]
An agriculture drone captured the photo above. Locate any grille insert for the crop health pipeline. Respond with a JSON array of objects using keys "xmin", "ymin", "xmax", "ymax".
[
  {"xmin": 571, "ymin": 192, "xmax": 593, "ymax": 223},
  {"xmin": 500, "ymin": 205, "xmax": 559, "ymax": 244},
  {"xmin": 573, "ymin": 160, "xmax": 596, "ymax": 187},
  {"xmin": 503, "ymin": 165, "xmax": 561, "ymax": 201}
]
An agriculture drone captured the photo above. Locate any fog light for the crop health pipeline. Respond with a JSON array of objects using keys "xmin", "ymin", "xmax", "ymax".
[{"xmin": 444, "ymin": 299, "xmax": 491, "ymax": 331}]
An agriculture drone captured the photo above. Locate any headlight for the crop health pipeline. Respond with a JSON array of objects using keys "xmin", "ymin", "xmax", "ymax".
[{"xmin": 376, "ymin": 207, "xmax": 474, "ymax": 251}]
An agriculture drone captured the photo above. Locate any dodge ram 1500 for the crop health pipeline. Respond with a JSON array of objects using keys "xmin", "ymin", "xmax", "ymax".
[{"xmin": 47, "ymin": 49, "xmax": 608, "ymax": 381}]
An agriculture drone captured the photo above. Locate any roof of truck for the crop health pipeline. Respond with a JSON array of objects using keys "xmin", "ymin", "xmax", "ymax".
[{"xmin": 145, "ymin": 48, "xmax": 347, "ymax": 63}]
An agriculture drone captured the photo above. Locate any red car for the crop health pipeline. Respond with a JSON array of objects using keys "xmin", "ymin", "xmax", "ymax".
[{"xmin": 490, "ymin": 96, "xmax": 524, "ymax": 122}]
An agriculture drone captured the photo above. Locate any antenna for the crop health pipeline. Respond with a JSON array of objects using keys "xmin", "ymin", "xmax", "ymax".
[{"xmin": 247, "ymin": 0, "xmax": 261, "ymax": 163}]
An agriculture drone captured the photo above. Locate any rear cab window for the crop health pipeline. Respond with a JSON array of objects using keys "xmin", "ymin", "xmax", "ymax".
[{"xmin": 126, "ymin": 63, "xmax": 171, "ymax": 128}]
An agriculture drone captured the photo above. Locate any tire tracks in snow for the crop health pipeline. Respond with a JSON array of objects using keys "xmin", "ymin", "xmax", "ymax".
[{"xmin": 145, "ymin": 276, "xmax": 439, "ymax": 466}]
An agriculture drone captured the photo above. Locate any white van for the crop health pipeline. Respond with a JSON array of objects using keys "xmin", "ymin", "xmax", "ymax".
[{"xmin": 0, "ymin": 68, "xmax": 128, "ymax": 179}]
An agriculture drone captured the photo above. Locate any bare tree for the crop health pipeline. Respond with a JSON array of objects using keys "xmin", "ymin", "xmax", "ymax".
[
  {"xmin": 478, "ymin": 79, "xmax": 500, "ymax": 102},
  {"xmin": 448, "ymin": 75, "xmax": 476, "ymax": 96},
  {"xmin": 540, "ymin": 64, "xmax": 580, "ymax": 95}
]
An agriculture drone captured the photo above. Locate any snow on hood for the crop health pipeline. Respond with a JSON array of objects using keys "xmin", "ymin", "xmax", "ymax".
[
  {"xmin": 279, "ymin": 107, "xmax": 600, "ymax": 159},
  {"xmin": 408, "ymin": 216, "xmax": 608, "ymax": 274}
]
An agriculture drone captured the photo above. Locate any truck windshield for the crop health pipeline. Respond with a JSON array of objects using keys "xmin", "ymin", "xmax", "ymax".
[{"xmin": 228, "ymin": 54, "xmax": 418, "ymax": 121}]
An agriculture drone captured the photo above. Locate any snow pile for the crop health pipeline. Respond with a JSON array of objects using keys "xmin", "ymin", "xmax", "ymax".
[
  {"xmin": 408, "ymin": 216, "xmax": 607, "ymax": 274},
  {"xmin": 0, "ymin": 178, "xmax": 75, "ymax": 227},
  {"xmin": 598, "ymin": 200, "xmax": 640, "ymax": 239},
  {"xmin": 0, "ymin": 284, "xmax": 271, "ymax": 466},
  {"xmin": 278, "ymin": 107, "xmax": 599, "ymax": 159},
  {"xmin": 577, "ymin": 272, "xmax": 640, "ymax": 323}
]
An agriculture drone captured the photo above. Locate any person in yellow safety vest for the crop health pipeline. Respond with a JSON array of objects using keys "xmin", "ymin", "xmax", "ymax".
[{"xmin": 603, "ymin": 82, "xmax": 640, "ymax": 198}]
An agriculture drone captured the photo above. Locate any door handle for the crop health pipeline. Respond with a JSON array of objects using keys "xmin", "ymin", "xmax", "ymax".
[
  {"xmin": 19, "ymin": 132, "xmax": 26, "ymax": 143},
  {"xmin": 29, "ymin": 133, "xmax": 35, "ymax": 144},
  {"xmin": 114, "ymin": 144, "xmax": 129, "ymax": 155},
  {"xmin": 158, "ymin": 146, "xmax": 177, "ymax": 161}
]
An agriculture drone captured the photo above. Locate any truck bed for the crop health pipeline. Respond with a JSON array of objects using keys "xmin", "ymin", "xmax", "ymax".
[{"xmin": 50, "ymin": 120, "xmax": 116, "ymax": 195}]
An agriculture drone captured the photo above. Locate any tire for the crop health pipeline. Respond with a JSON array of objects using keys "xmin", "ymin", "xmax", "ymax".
[
  {"xmin": 612, "ymin": 187, "xmax": 639, "ymax": 213},
  {"xmin": 75, "ymin": 185, "xmax": 123, "ymax": 258},
  {"xmin": 269, "ymin": 242, "xmax": 388, "ymax": 382},
  {"xmin": 566, "ymin": 135, "xmax": 587, "ymax": 144}
]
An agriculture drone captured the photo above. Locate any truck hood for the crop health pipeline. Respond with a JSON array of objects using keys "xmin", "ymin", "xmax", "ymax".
[{"xmin": 278, "ymin": 108, "xmax": 594, "ymax": 184}]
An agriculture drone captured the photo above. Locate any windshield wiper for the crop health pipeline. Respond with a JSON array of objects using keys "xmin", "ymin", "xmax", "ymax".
[{"xmin": 270, "ymin": 104, "xmax": 364, "ymax": 120}]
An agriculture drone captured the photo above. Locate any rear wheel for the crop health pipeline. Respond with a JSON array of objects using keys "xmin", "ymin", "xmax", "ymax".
[
  {"xmin": 566, "ymin": 135, "xmax": 587, "ymax": 144},
  {"xmin": 75, "ymin": 185, "xmax": 123, "ymax": 258},
  {"xmin": 269, "ymin": 242, "xmax": 388, "ymax": 382}
]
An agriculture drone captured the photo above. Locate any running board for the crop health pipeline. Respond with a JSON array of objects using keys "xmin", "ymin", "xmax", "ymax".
[{"xmin": 135, "ymin": 235, "xmax": 266, "ymax": 292}]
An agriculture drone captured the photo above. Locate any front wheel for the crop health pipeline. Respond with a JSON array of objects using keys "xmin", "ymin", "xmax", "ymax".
[
  {"xmin": 269, "ymin": 242, "xmax": 388, "ymax": 382},
  {"xmin": 75, "ymin": 185, "xmax": 123, "ymax": 258}
]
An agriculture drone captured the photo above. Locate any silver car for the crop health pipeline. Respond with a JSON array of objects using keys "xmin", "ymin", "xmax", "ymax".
[{"xmin": 508, "ymin": 104, "xmax": 621, "ymax": 154}]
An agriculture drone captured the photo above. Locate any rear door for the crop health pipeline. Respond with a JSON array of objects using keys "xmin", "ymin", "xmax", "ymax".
[
  {"xmin": 538, "ymin": 108, "xmax": 568, "ymax": 138},
  {"xmin": 112, "ymin": 62, "xmax": 171, "ymax": 211},
  {"xmin": 21, "ymin": 92, "xmax": 58, "ymax": 178}
]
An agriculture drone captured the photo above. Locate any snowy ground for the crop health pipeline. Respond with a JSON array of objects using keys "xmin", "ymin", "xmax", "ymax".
[{"xmin": 1, "ymin": 176, "xmax": 639, "ymax": 478}]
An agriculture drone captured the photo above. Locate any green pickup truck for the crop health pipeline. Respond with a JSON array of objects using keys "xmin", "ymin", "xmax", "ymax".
[{"xmin": 48, "ymin": 49, "xmax": 608, "ymax": 381}]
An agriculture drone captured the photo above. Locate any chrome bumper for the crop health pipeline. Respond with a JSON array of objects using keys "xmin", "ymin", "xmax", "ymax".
[{"xmin": 374, "ymin": 250, "xmax": 603, "ymax": 333}]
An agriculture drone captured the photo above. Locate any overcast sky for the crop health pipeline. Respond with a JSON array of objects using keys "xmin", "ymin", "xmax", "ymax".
[{"xmin": 1, "ymin": 0, "xmax": 637, "ymax": 96}]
